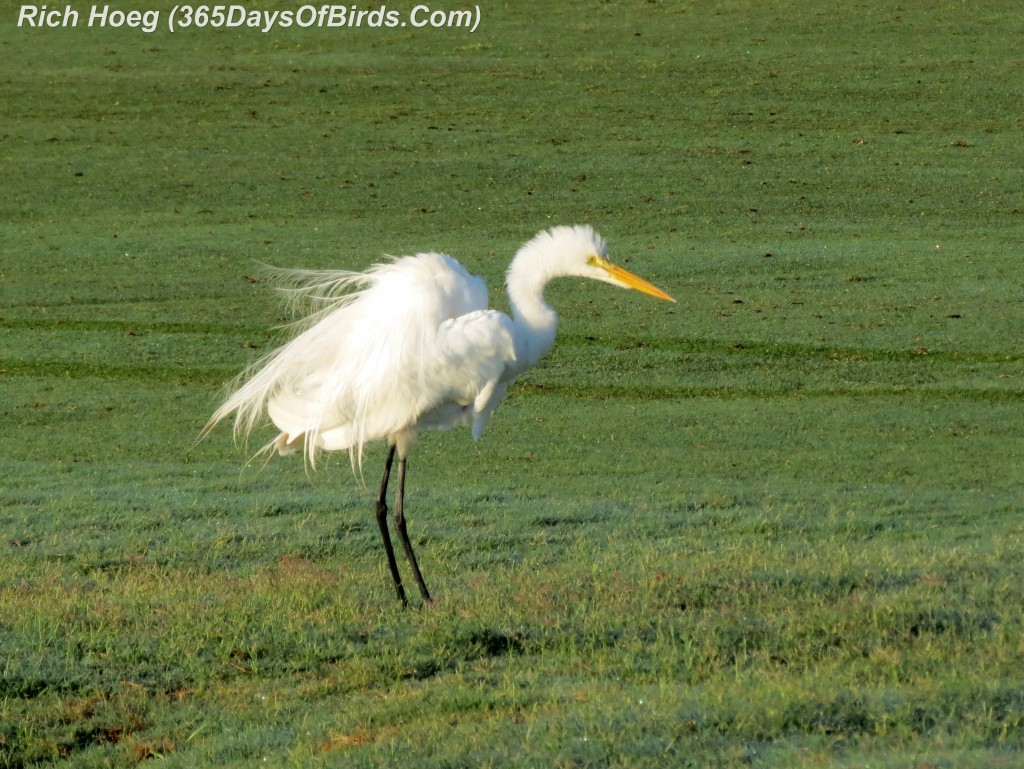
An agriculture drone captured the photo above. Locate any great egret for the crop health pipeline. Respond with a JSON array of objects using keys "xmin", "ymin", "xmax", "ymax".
[{"xmin": 205, "ymin": 225, "xmax": 674, "ymax": 604}]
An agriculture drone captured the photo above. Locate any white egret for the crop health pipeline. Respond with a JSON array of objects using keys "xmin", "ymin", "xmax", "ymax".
[{"xmin": 205, "ymin": 225, "xmax": 674, "ymax": 604}]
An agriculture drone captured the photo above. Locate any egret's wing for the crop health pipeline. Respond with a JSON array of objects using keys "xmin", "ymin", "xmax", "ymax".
[{"xmin": 419, "ymin": 309, "xmax": 517, "ymax": 440}]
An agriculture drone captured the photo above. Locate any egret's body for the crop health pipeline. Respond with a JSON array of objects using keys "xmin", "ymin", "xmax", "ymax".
[{"xmin": 206, "ymin": 225, "xmax": 673, "ymax": 604}]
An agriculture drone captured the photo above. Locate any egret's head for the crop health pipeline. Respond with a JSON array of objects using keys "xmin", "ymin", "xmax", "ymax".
[{"xmin": 529, "ymin": 224, "xmax": 675, "ymax": 302}]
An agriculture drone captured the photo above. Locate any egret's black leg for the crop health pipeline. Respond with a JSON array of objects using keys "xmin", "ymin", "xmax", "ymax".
[
  {"xmin": 375, "ymin": 444, "xmax": 407, "ymax": 605},
  {"xmin": 394, "ymin": 456, "xmax": 433, "ymax": 604}
]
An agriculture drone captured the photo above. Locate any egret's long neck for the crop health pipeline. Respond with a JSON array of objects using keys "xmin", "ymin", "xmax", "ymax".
[{"xmin": 505, "ymin": 247, "xmax": 559, "ymax": 371}]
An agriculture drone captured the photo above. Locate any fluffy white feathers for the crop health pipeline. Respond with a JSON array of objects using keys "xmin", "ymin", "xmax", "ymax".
[{"xmin": 207, "ymin": 252, "xmax": 515, "ymax": 468}]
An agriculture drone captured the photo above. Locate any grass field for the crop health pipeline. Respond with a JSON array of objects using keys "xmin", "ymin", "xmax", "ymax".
[{"xmin": 2, "ymin": 0, "xmax": 1023, "ymax": 766}]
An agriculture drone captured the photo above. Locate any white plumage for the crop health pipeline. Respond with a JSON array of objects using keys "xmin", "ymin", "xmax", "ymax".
[
  {"xmin": 212, "ymin": 252, "xmax": 514, "ymax": 467},
  {"xmin": 205, "ymin": 225, "xmax": 673, "ymax": 604}
]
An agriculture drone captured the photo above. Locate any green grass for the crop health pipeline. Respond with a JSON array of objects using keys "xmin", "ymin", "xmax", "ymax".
[{"xmin": 2, "ymin": 0, "xmax": 1023, "ymax": 766}]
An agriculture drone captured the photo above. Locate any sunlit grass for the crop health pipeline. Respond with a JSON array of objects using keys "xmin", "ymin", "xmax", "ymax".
[{"xmin": 2, "ymin": 0, "xmax": 1023, "ymax": 766}]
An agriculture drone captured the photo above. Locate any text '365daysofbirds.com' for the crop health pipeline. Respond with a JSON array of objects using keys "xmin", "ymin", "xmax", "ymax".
[{"xmin": 16, "ymin": 4, "xmax": 482, "ymax": 33}]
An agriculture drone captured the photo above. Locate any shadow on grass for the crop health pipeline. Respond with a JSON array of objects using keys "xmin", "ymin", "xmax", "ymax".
[{"xmin": 401, "ymin": 627, "xmax": 527, "ymax": 682}]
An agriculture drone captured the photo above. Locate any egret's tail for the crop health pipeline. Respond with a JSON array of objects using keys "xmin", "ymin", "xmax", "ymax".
[{"xmin": 202, "ymin": 265, "xmax": 376, "ymax": 467}]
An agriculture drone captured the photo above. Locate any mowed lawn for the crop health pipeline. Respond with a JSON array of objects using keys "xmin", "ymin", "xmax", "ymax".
[{"xmin": 2, "ymin": 1, "xmax": 1022, "ymax": 766}]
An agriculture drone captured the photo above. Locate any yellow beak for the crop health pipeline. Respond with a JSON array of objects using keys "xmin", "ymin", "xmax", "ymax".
[{"xmin": 596, "ymin": 258, "xmax": 675, "ymax": 303}]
